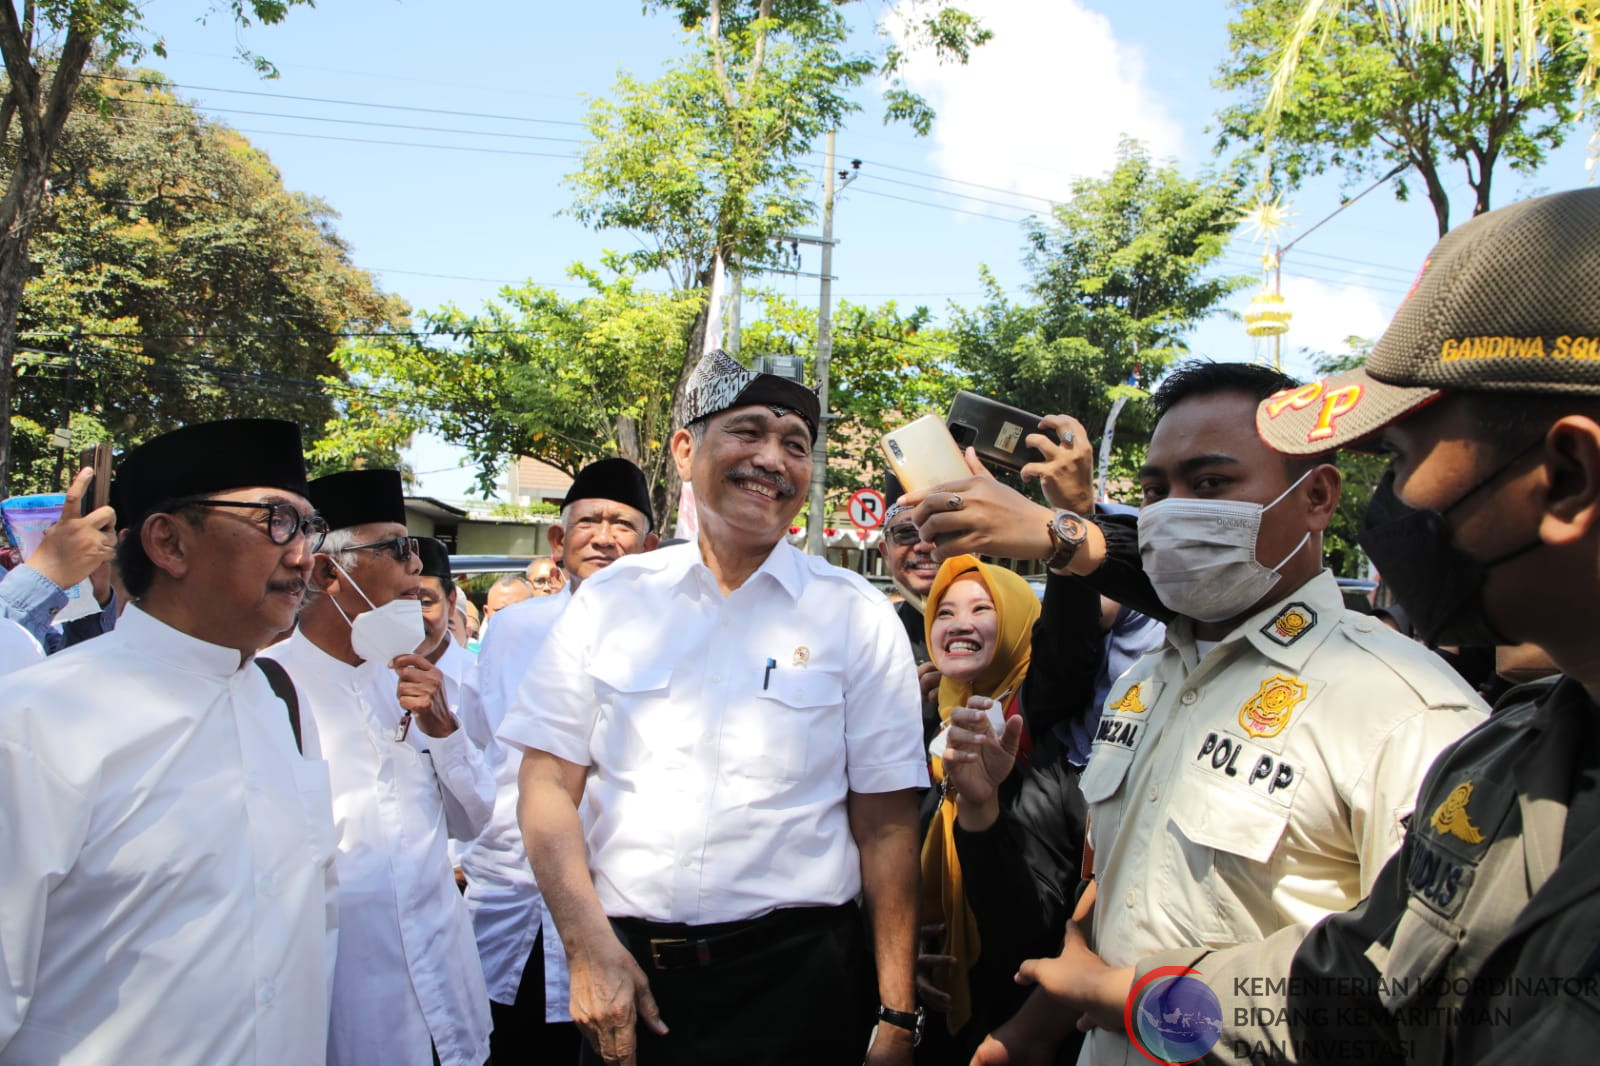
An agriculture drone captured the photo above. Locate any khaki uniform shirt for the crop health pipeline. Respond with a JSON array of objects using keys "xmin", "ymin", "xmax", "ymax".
[
  {"xmin": 1143, "ymin": 675, "xmax": 1600, "ymax": 1065},
  {"xmin": 1081, "ymin": 571, "xmax": 1486, "ymax": 1065}
]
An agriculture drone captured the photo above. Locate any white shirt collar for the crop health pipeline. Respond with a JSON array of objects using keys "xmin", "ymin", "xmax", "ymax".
[{"xmin": 118, "ymin": 603, "xmax": 254, "ymax": 677}]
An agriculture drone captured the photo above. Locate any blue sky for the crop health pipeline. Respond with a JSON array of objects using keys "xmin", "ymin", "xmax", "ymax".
[{"xmin": 134, "ymin": 0, "xmax": 1596, "ymax": 499}]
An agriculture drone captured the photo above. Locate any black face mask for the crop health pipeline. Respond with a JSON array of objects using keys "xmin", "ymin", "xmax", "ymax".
[{"xmin": 1358, "ymin": 445, "xmax": 1544, "ymax": 648}]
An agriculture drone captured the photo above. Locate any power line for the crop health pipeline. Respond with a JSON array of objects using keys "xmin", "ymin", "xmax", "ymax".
[
  {"xmin": 853, "ymin": 172, "xmax": 1050, "ymax": 216},
  {"xmin": 847, "ymin": 185, "xmax": 1032, "ymax": 225},
  {"xmin": 84, "ymin": 72, "xmax": 588, "ymax": 128},
  {"xmin": 103, "ymin": 114, "xmax": 580, "ymax": 160}
]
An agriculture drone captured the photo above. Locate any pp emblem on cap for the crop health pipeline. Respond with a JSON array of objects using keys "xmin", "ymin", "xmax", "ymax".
[
  {"xmin": 1239, "ymin": 674, "xmax": 1307, "ymax": 738},
  {"xmin": 1261, "ymin": 603, "xmax": 1317, "ymax": 647}
]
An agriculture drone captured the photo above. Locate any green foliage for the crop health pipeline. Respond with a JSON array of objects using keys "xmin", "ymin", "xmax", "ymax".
[
  {"xmin": 317, "ymin": 261, "xmax": 703, "ymax": 517},
  {"xmin": 6, "ymin": 68, "xmax": 403, "ymax": 470},
  {"xmin": 6, "ymin": 410, "xmax": 111, "ymax": 494},
  {"xmin": 1217, "ymin": 0, "xmax": 1587, "ymax": 234},
  {"xmin": 950, "ymin": 142, "xmax": 1249, "ymax": 454}
]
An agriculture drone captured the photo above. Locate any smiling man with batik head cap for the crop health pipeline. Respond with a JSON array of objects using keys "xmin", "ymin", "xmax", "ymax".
[
  {"xmin": 499, "ymin": 350, "xmax": 928, "ymax": 1066},
  {"xmin": 264, "ymin": 469, "xmax": 494, "ymax": 1066},
  {"xmin": 0, "ymin": 418, "xmax": 340, "ymax": 1065}
]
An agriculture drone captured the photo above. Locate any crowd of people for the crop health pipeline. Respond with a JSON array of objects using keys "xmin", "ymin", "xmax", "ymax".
[{"xmin": 2, "ymin": 187, "xmax": 1599, "ymax": 1066}]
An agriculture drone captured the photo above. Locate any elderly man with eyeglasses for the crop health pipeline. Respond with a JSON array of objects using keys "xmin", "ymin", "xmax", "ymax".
[
  {"xmin": 264, "ymin": 469, "xmax": 495, "ymax": 1066},
  {"xmin": 0, "ymin": 419, "xmax": 340, "ymax": 1065}
]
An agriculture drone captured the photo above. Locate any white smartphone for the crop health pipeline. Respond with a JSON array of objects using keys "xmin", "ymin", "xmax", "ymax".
[{"xmin": 880, "ymin": 414, "xmax": 971, "ymax": 494}]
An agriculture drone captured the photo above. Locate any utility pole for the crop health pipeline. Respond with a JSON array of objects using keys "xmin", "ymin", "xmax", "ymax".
[{"xmin": 805, "ymin": 132, "xmax": 839, "ymax": 557}]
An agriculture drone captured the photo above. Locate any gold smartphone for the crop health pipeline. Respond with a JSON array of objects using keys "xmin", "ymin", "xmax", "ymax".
[{"xmin": 880, "ymin": 414, "xmax": 971, "ymax": 494}]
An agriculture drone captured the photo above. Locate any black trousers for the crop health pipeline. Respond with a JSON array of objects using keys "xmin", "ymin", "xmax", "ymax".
[
  {"xmin": 578, "ymin": 903, "xmax": 876, "ymax": 1066},
  {"xmin": 488, "ymin": 927, "xmax": 583, "ymax": 1064}
]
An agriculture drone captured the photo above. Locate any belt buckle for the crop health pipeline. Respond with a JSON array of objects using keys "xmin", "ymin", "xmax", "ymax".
[{"xmin": 649, "ymin": 937, "xmax": 687, "ymax": 970}]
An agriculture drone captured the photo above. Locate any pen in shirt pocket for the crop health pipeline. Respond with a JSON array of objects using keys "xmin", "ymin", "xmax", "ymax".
[{"xmin": 762, "ymin": 657, "xmax": 777, "ymax": 690}]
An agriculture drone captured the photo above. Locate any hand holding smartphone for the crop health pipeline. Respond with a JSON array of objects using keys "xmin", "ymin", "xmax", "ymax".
[{"xmin": 880, "ymin": 415, "xmax": 972, "ymax": 494}]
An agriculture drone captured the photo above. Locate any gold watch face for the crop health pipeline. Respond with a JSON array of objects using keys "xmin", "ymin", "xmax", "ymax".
[{"xmin": 1054, "ymin": 512, "xmax": 1088, "ymax": 543}]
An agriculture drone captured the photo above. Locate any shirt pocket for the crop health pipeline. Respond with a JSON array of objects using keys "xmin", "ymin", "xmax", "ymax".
[
  {"xmin": 1079, "ymin": 744, "xmax": 1135, "ymax": 852},
  {"xmin": 1375, "ymin": 891, "xmax": 1463, "ymax": 1013},
  {"xmin": 1167, "ymin": 764, "xmax": 1292, "ymax": 866},
  {"xmin": 291, "ymin": 757, "xmax": 339, "ymax": 871},
  {"xmin": 584, "ymin": 660, "xmax": 679, "ymax": 771},
  {"xmin": 728, "ymin": 670, "xmax": 845, "ymax": 784}
]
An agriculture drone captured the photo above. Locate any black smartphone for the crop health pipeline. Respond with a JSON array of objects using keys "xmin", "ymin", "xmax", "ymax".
[
  {"xmin": 946, "ymin": 391, "xmax": 1046, "ymax": 473},
  {"xmin": 79, "ymin": 443, "xmax": 112, "ymax": 517}
]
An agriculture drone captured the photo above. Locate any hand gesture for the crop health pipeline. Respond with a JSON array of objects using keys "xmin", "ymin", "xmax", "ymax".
[
  {"xmin": 1020, "ymin": 415, "xmax": 1094, "ymax": 514},
  {"xmin": 944, "ymin": 698, "xmax": 1024, "ymax": 832},
  {"xmin": 917, "ymin": 660, "xmax": 942, "ymax": 716},
  {"xmin": 900, "ymin": 449, "xmax": 1055, "ymax": 565},
  {"xmin": 29, "ymin": 467, "xmax": 116, "ymax": 592},
  {"xmin": 915, "ymin": 921, "xmax": 955, "ymax": 1013},
  {"xmin": 1014, "ymin": 919, "xmax": 1133, "ymax": 1035},
  {"xmin": 568, "ymin": 935, "xmax": 668, "ymax": 1065},
  {"xmin": 390, "ymin": 653, "xmax": 456, "ymax": 738}
]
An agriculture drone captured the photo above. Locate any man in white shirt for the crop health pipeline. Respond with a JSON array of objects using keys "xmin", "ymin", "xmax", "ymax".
[
  {"xmin": 502, "ymin": 350, "xmax": 928, "ymax": 1066},
  {"xmin": 461, "ymin": 457, "xmax": 659, "ymax": 1063},
  {"xmin": 0, "ymin": 418, "xmax": 339, "ymax": 1066},
  {"xmin": 266, "ymin": 469, "xmax": 495, "ymax": 1066},
  {"xmin": 416, "ymin": 536, "xmax": 478, "ymax": 716}
]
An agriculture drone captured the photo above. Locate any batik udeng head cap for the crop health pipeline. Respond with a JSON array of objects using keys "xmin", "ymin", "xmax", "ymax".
[
  {"xmin": 678, "ymin": 349, "xmax": 821, "ymax": 441},
  {"xmin": 1257, "ymin": 187, "xmax": 1600, "ymax": 456}
]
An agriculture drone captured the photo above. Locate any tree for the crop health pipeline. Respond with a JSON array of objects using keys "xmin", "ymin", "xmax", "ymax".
[
  {"xmin": 1218, "ymin": 0, "xmax": 1586, "ymax": 235},
  {"xmin": 4, "ymin": 67, "xmax": 402, "ymax": 492},
  {"xmin": 317, "ymin": 262, "xmax": 703, "ymax": 521},
  {"xmin": 565, "ymin": 1, "xmax": 988, "ymax": 510},
  {"xmin": 0, "ymin": 0, "xmax": 312, "ymax": 491},
  {"xmin": 949, "ymin": 141, "xmax": 1249, "ymax": 456}
]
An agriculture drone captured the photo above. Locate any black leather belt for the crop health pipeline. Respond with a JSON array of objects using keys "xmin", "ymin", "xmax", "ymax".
[{"xmin": 616, "ymin": 905, "xmax": 848, "ymax": 972}]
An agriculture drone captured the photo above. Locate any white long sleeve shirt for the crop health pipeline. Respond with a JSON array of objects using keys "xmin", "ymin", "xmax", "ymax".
[
  {"xmin": 268, "ymin": 630, "xmax": 494, "ymax": 1066},
  {"xmin": 0, "ymin": 606, "xmax": 338, "ymax": 1065},
  {"xmin": 458, "ymin": 588, "xmax": 572, "ymax": 1017}
]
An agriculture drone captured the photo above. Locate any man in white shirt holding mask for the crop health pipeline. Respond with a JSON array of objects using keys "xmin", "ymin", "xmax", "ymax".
[
  {"xmin": 266, "ymin": 468, "xmax": 494, "ymax": 1066},
  {"xmin": 502, "ymin": 350, "xmax": 928, "ymax": 1066},
  {"xmin": 906, "ymin": 362, "xmax": 1488, "ymax": 1066},
  {"xmin": 460, "ymin": 456, "xmax": 658, "ymax": 1064},
  {"xmin": 0, "ymin": 418, "xmax": 339, "ymax": 1065}
]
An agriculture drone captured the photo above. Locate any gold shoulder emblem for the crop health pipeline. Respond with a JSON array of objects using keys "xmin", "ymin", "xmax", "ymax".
[
  {"xmin": 1109, "ymin": 683, "xmax": 1147, "ymax": 714},
  {"xmin": 1238, "ymin": 674, "xmax": 1308, "ymax": 738},
  {"xmin": 1429, "ymin": 782, "xmax": 1485, "ymax": 844}
]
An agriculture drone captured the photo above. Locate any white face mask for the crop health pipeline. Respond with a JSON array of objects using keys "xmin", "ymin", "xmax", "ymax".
[
  {"xmin": 326, "ymin": 558, "xmax": 426, "ymax": 664},
  {"xmin": 1137, "ymin": 469, "xmax": 1314, "ymax": 624}
]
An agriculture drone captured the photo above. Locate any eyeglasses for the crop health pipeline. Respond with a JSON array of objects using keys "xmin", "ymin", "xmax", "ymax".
[
  {"xmin": 183, "ymin": 499, "xmax": 329, "ymax": 549},
  {"xmin": 886, "ymin": 523, "xmax": 922, "ymax": 547},
  {"xmin": 342, "ymin": 535, "xmax": 419, "ymax": 563}
]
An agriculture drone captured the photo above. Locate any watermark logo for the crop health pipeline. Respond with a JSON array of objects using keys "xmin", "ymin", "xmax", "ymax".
[{"xmin": 1125, "ymin": 966, "xmax": 1223, "ymax": 1065}]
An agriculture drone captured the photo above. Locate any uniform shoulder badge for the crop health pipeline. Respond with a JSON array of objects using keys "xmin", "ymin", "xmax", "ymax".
[
  {"xmin": 1429, "ymin": 782, "xmax": 1485, "ymax": 844},
  {"xmin": 1109, "ymin": 682, "xmax": 1147, "ymax": 714},
  {"xmin": 792, "ymin": 646, "xmax": 810, "ymax": 668},
  {"xmin": 1261, "ymin": 602, "xmax": 1317, "ymax": 647},
  {"xmin": 1238, "ymin": 674, "xmax": 1308, "ymax": 738}
]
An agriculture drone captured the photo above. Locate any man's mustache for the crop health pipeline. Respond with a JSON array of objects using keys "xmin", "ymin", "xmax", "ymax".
[{"xmin": 726, "ymin": 468, "xmax": 798, "ymax": 498}]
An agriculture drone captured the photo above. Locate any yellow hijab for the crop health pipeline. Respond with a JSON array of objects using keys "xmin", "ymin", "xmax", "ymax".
[{"xmin": 919, "ymin": 555, "xmax": 1041, "ymax": 1032}]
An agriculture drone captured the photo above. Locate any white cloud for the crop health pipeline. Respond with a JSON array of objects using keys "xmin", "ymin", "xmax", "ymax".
[
  {"xmin": 1274, "ymin": 275, "xmax": 1393, "ymax": 376},
  {"xmin": 888, "ymin": 0, "xmax": 1184, "ymax": 205}
]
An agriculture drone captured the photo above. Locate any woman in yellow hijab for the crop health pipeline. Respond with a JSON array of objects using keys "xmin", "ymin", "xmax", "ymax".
[{"xmin": 918, "ymin": 554, "xmax": 1041, "ymax": 1056}]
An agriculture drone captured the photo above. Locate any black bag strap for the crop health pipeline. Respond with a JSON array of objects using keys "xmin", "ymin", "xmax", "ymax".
[{"xmin": 255, "ymin": 657, "xmax": 303, "ymax": 755}]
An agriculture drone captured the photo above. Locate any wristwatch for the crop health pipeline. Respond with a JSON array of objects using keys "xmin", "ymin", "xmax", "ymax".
[
  {"xmin": 877, "ymin": 1004, "xmax": 924, "ymax": 1046},
  {"xmin": 1043, "ymin": 509, "xmax": 1090, "ymax": 571}
]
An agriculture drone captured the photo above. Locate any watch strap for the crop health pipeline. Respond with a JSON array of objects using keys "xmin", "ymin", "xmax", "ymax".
[{"xmin": 877, "ymin": 1004, "xmax": 924, "ymax": 1045}]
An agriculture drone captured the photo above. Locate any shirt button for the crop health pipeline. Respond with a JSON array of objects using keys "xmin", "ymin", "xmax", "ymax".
[
  {"xmin": 1125, "ymin": 890, "xmax": 1137, "ymax": 908},
  {"xmin": 679, "ymin": 855, "xmax": 693, "ymax": 868},
  {"xmin": 257, "ymin": 873, "xmax": 274, "ymax": 896},
  {"xmin": 701, "ymin": 731, "xmax": 715, "ymax": 743},
  {"xmin": 709, "ymin": 673, "xmax": 723, "ymax": 684},
  {"xmin": 1148, "ymin": 785, "xmax": 1159, "ymax": 804},
  {"xmin": 259, "ymin": 982, "xmax": 277, "ymax": 1006},
  {"xmin": 1180, "ymin": 690, "xmax": 1198, "ymax": 706}
]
